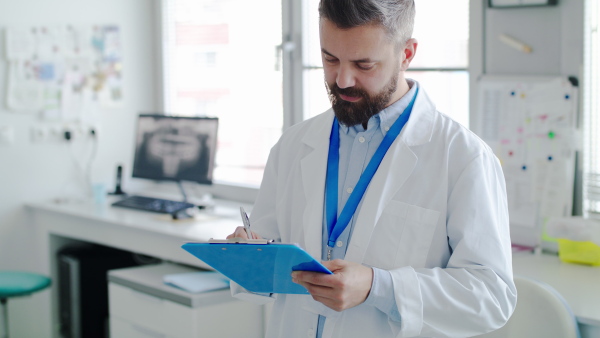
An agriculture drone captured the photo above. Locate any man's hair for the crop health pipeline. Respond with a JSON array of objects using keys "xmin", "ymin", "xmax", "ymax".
[{"xmin": 318, "ymin": 0, "xmax": 415, "ymax": 46}]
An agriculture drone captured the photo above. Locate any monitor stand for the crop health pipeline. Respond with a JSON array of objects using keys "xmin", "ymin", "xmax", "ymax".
[
  {"xmin": 171, "ymin": 181, "xmax": 213, "ymax": 220},
  {"xmin": 177, "ymin": 181, "xmax": 189, "ymax": 203}
]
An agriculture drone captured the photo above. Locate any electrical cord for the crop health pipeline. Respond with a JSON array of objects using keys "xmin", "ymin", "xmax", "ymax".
[{"xmin": 59, "ymin": 127, "xmax": 99, "ymax": 200}]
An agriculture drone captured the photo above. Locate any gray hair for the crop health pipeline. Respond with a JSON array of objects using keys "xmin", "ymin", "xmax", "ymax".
[{"xmin": 318, "ymin": 0, "xmax": 416, "ymax": 46}]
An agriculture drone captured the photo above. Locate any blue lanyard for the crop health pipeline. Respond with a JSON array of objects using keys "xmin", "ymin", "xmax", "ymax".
[{"xmin": 325, "ymin": 88, "xmax": 419, "ymax": 248}]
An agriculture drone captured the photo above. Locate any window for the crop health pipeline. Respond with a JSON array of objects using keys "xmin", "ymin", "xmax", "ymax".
[
  {"xmin": 583, "ymin": 0, "xmax": 600, "ymax": 218},
  {"xmin": 301, "ymin": 0, "xmax": 470, "ymax": 128},
  {"xmin": 162, "ymin": 0, "xmax": 283, "ymax": 188},
  {"xmin": 162, "ymin": 0, "xmax": 470, "ymax": 194}
]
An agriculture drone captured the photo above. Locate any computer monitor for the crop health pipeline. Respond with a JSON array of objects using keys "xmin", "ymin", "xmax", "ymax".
[{"xmin": 132, "ymin": 114, "xmax": 218, "ymax": 185}]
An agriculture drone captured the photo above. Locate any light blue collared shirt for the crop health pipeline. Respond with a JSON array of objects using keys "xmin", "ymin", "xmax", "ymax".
[{"xmin": 316, "ymin": 81, "xmax": 417, "ymax": 337}]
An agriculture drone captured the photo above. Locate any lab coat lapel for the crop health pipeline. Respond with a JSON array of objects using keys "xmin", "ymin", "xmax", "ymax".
[
  {"xmin": 344, "ymin": 140, "xmax": 417, "ymax": 263},
  {"xmin": 345, "ymin": 88, "xmax": 436, "ymax": 263},
  {"xmin": 300, "ymin": 112, "xmax": 335, "ymax": 259}
]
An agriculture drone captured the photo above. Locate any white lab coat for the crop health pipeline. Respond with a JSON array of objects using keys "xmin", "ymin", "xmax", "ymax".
[{"xmin": 232, "ymin": 87, "xmax": 517, "ymax": 338}]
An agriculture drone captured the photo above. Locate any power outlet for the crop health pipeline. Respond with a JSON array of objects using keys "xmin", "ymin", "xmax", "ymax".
[
  {"xmin": 31, "ymin": 126, "xmax": 48, "ymax": 143},
  {"xmin": 31, "ymin": 123, "xmax": 99, "ymax": 143}
]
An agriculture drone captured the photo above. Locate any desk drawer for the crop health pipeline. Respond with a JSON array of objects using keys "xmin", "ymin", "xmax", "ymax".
[
  {"xmin": 109, "ymin": 282, "xmax": 264, "ymax": 338},
  {"xmin": 110, "ymin": 283, "xmax": 194, "ymax": 337},
  {"xmin": 111, "ymin": 316, "xmax": 176, "ymax": 338}
]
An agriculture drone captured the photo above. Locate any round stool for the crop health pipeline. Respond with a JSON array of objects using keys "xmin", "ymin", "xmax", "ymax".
[{"xmin": 0, "ymin": 271, "xmax": 51, "ymax": 338}]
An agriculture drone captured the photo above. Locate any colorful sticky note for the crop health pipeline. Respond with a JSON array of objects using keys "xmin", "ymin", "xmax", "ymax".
[{"xmin": 38, "ymin": 63, "xmax": 55, "ymax": 80}]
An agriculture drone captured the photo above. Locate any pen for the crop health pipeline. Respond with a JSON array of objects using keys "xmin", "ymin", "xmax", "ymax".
[
  {"xmin": 499, "ymin": 33, "xmax": 532, "ymax": 54},
  {"xmin": 240, "ymin": 207, "xmax": 253, "ymax": 239}
]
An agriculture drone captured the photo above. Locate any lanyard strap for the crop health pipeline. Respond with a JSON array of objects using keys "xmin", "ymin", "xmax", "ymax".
[{"xmin": 325, "ymin": 87, "xmax": 419, "ymax": 248}]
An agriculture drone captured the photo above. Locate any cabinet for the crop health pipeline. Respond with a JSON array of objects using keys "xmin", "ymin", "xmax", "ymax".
[{"xmin": 108, "ymin": 263, "xmax": 264, "ymax": 338}]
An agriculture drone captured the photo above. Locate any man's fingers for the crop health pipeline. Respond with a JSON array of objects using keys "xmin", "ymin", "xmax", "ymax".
[
  {"xmin": 292, "ymin": 277, "xmax": 336, "ymax": 299},
  {"xmin": 293, "ymin": 261, "xmax": 373, "ymax": 312},
  {"xmin": 321, "ymin": 259, "xmax": 346, "ymax": 272},
  {"xmin": 292, "ymin": 278, "xmax": 346, "ymax": 312},
  {"xmin": 292, "ymin": 270, "xmax": 340, "ymax": 288},
  {"xmin": 226, "ymin": 226, "xmax": 249, "ymax": 239}
]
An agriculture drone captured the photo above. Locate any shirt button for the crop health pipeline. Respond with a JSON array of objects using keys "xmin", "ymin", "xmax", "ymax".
[
  {"xmin": 384, "ymin": 126, "xmax": 390, "ymax": 131},
  {"xmin": 308, "ymin": 329, "xmax": 314, "ymax": 337},
  {"xmin": 346, "ymin": 187, "xmax": 353, "ymax": 194},
  {"xmin": 359, "ymin": 136, "xmax": 366, "ymax": 143},
  {"xmin": 336, "ymin": 240, "xmax": 343, "ymax": 247}
]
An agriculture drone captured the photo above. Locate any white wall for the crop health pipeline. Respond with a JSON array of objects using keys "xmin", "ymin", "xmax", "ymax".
[
  {"xmin": 469, "ymin": 0, "xmax": 584, "ymax": 130},
  {"xmin": 469, "ymin": 0, "xmax": 584, "ymax": 217},
  {"xmin": 0, "ymin": 0, "xmax": 159, "ymax": 336}
]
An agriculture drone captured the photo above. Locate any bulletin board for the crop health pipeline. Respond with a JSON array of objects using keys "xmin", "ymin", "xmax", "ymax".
[
  {"xmin": 477, "ymin": 75, "xmax": 579, "ymax": 248},
  {"xmin": 3, "ymin": 25, "xmax": 123, "ymax": 121}
]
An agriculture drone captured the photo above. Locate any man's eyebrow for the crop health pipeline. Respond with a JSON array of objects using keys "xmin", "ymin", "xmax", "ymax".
[
  {"xmin": 321, "ymin": 48, "xmax": 377, "ymax": 63},
  {"xmin": 321, "ymin": 48, "xmax": 335, "ymax": 58}
]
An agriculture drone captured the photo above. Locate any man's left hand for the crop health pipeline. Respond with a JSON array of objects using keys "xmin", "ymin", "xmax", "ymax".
[{"xmin": 291, "ymin": 259, "xmax": 373, "ymax": 312}]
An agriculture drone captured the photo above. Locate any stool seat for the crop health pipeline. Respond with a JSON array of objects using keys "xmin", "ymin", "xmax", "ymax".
[{"xmin": 0, "ymin": 271, "xmax": 51, "ymax": 298}]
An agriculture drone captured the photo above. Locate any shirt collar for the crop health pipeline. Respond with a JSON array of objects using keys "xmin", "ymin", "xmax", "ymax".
[{"xmin": 338, "ymin": 79, "xmax": 418, "ymax": 137}]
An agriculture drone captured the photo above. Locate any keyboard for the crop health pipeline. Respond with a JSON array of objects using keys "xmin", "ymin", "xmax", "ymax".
[{"xmin": 112, "ymin": 195, "xmax": 195, "ymax": 214}]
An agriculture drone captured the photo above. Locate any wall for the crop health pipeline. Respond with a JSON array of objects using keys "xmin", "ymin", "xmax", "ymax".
[
  {"xmin": 469, "ymin": 0, "xmax": 584, "ymax": 218},
  {"xmin": 469, "ymin": 0, "xmax": 584, "ymax": 76},
  {"xmin": 470, "ymin": 0, "xmax": 584, "ymax": 125},
  {"xmin": 0, "ymin": 0, "xmax": 159, "ymax": 336}
]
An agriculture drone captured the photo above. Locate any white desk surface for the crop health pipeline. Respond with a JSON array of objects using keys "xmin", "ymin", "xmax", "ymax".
[
  {"xmin": 26, "ymin": 196, "xmax": 245, "ymax": 269},
  {"xmin": 512, "ymin": 252, "xmax": 600, "ymax": 327},
  {"xmin": 26, "ymin": 199, "xmax": 600, "ymax": 329}
]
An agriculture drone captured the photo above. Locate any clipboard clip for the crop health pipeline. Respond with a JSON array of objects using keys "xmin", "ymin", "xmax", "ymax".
[{"xmin": 208, "ymin": 237, "xmax": 275, "ymax": 245}]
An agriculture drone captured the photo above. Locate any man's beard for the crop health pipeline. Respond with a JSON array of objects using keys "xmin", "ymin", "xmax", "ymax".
[{"xmin": 325, "ymin": 71, "xmax": 399, "ymax": 127}]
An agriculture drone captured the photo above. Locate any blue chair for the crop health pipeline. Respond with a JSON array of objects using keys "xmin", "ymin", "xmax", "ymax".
[{"xmin": 0, "ymin": 271, "xmax": 51, "ymax": 338}]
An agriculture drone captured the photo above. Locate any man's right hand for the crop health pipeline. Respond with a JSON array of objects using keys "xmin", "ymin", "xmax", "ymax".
[{"xmin": 226, "ymin": 226, "xmax": 262, "ymax": 240}]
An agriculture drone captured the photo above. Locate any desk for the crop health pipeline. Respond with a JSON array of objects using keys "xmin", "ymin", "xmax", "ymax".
[
  {"xmin": 512, "ymin": 252, "xmax": 600, "ymax": 337},
  {"xmin": 29, "ymin": 199, "xmax": 600, "ymax": 337},
  {"xmin": 27, "ymin": 197, "xmax": 243, "ymax": 268},
  {"xmin": 26, "ymin": 197, "xmax": 258, "ymax": 338}
]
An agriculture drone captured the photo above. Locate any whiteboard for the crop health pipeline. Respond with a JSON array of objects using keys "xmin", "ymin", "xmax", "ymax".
[{"xmin": 476, "ymin": 75, "xmax": 579, "ymax": 248}]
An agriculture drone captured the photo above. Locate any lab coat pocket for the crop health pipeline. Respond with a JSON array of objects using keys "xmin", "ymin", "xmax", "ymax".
[
  {"xmin": 363, "ymin": 201, "xmax": 408, "ymax": 270},
  {"xmin": 363, "ymin": 201, "xmax": 439, "ymax": 270},
  {"xmin": 394, "ymin": 202, "xmax": 439, "ymax": 268}
]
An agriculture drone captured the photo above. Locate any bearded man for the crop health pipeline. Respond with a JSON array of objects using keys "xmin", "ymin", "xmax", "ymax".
[{"xmin": 228, "ymin": 1, "xmax": 517, "ymax": 337}]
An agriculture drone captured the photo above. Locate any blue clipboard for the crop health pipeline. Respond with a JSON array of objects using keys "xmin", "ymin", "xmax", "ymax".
[{"xmin": 181, "ymin": 239, "xmax": 332, "ymax": 294}]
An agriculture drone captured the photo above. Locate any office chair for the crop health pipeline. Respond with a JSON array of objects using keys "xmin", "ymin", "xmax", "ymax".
[
  {"xmin": 0, "ymin": 271, "xmax": 51, "ymax": 338},
  {"xmin": 476, "ymin": 275, "xmax": 581, "ymax": 338}
]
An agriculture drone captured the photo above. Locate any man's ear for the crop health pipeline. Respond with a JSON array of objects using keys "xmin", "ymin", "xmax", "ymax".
[{"xmin": 400, "ymin": 38, "xmax": 418, "ymax": 71}]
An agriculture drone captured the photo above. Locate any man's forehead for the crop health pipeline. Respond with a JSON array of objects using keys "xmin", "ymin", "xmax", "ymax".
[{"xmin": 319, "ymin": 18, "xmax": 393, "ymax": 59}]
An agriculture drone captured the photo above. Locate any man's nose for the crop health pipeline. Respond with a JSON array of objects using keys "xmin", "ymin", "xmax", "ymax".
[{"xmin": 336, "ymin": 65, "xmax": 356, "ymax": 89}]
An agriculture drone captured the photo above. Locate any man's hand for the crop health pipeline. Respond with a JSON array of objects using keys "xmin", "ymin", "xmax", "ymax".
[
  {"xmin": 226, "ymin": 226, "xmax": 261, "ymax": 240},
  {"xmin": 291, "ymin": 259, "xmax": 373, "ymax": 312}
]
